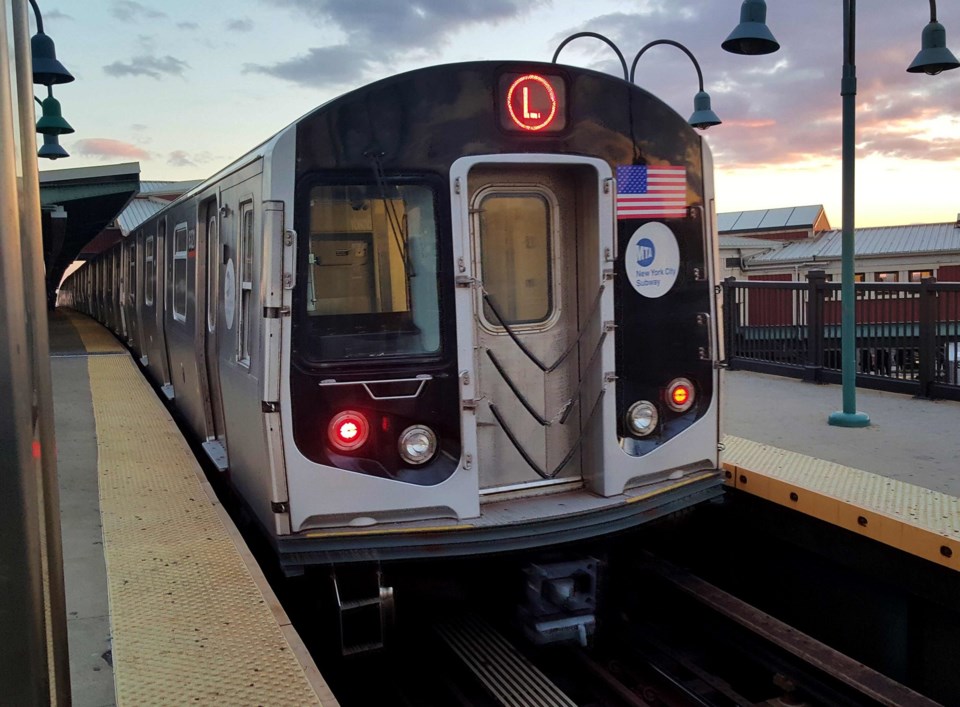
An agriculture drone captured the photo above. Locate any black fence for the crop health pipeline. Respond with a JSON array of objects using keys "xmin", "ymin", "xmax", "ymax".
[{"xmin": 722, "ymin": 271, "xmax": 960, "ymax": 400}]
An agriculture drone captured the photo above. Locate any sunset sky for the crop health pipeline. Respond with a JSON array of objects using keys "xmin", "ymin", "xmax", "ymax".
[{"xmin": 35, "ymin": 0, "xmax": 960, "ymax": 228}]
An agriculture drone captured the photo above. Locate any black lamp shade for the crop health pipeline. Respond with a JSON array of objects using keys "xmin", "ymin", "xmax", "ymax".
[
  {"xmin": 31, "ymin": 32, "xmax": 74, "ymax": 85},
  {"xmin": 38, "ymin": 133, "xmax": 68, "ymax": 159}
]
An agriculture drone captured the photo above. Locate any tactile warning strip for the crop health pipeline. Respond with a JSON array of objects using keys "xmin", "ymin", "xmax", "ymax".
[
  {"xmin": 68, "ymin": 314, "xmax": 126, "ymax": 354},
  {"xmin": 722, "ymin": 435, "xmax": 960, "ymax": 571},
  {"xmin": 87, "ymin": 352, "xmax": 335, "ymax": 705}
]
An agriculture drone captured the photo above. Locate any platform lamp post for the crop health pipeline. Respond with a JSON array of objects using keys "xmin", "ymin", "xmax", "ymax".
[
  {"xmin": 551, "ymin": 33, "xmax": 723, "ymax": 130},
  {"xmin": 551, "ymin": 31, "xmax": 630, "ymax": 80},
  {"xmin": 630, "ymin": 40, "xmax": 722, "ymax": 130},
  {"xmin": 30, "ymin": 0, "xmax": 73, "ymax": 160},
  {"xmin": 722, "ymin": 0, "xmax": 958, "ymax": 428}
]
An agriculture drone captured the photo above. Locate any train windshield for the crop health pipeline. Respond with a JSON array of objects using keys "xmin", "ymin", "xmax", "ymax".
[{"xmin": 297, "ymin": 182, "xmax": 441, "ymax": 362}]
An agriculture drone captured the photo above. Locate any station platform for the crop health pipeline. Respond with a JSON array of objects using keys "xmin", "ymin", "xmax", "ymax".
[
  {"xmin": 50, "ymin": 307, "xmax": 959, "ymax": 703},
  {"xmin": 49, "ymin": 309, "xmax": 336, "ymax": 706},
  {"xmin": 722, "ymin": 370, "xmax": 960, "ymax": 572}
]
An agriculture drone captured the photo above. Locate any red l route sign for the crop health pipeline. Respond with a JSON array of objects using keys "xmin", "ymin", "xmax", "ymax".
[{"xmin": 499, "ymin": 72, "xmax": 567, "ymax": 133}]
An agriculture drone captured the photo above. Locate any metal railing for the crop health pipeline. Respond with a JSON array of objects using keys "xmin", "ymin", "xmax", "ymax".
[{"xmin": 722, "ymin": 271, "xmax": 960, "ymax": 400}]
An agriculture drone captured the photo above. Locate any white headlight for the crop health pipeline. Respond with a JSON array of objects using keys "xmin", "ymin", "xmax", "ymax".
[
  {"xmin": 626, "ymin": 401, "xmax": 658, "ymax": 437},
  {"xmin": 398, "ymin": 425, "xmax": 437, "ymax": 465}
]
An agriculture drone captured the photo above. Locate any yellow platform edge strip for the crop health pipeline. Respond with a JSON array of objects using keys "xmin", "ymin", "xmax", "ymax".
[
  {"xmin": 87, "ymin": 352, "xmax": 338, "ymax": 705},
  {"xmin": 721, "ymin": 437, "xmax": 960, "ymax": 572},
  {"xmin": 67, "ymin": 310, "xmax": 127, "ymax": 354}
]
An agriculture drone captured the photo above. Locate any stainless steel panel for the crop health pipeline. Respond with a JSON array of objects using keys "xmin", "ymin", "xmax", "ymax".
[{"xmin": 468, "ymin": 166, "xmax": 594, "ymax": 491}]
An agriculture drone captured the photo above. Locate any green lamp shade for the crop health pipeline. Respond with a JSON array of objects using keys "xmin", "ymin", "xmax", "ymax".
[
  {"xmin": 722, "ymin": 0, "xmax": 780, "ymax": 56},
  {"xmin": 36, "ymin": 95, "xmax": 74, "ymax": 135},
  {"xmin": 907, "ymin": 22, "xmax": 960, "ymax": 75},
  {"xmin": 689, "ymin": 91, "xmax": 722, "ymax": 129}
]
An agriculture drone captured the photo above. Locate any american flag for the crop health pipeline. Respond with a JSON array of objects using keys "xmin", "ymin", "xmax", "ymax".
[{"xmin": 616, "ymin": 165, "xmax": 687, "ymax": 220}]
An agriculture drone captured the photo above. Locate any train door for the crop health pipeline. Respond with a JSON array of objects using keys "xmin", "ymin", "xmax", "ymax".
[
  {"xmin": 197, "ymin": 198, "xmax": 228, "ymax": 469},
  {"xmin": 457, "ymin": 159, "xmax": 608, "ymax": 495},
  {"xmin": 124, "ymin": 239, "xmax": 139, "ymax": 348},
  {"xmin": 155, "ymin": 219, "xmax": 174, "ymax": 396}
]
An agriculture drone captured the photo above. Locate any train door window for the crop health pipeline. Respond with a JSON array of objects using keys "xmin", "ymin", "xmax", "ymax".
[
  {"xmin": 173, "ymin": 223, "xmax": 188, "ymax": 323},
  {"xmin": 909, "ymin": 270, "xmax": 933, "ymax": 282},
  {"xmin": 300, "ymin": 182, "xmax": 441, "ymax": 361},
  {"xmin": 875, "ymin": 271, "xmax": 899, "ymax": 283},
  {"xmin": 206, "ymin": 211, "xmax": 218, "ymax": 333},
  {"xmin": 238, "ymin": 201, "xmax": 254, "ymax": 367},
  {"xmin": 476, "ymin": 189, "xmax": 554, "ymax": 328},
  {"xmin": 145, "ymin": 236, "xmax": 155, "ymax": 306},
  {"xmin": 129, "ymin": 242, "xmax": 136, "ymax": 305}
]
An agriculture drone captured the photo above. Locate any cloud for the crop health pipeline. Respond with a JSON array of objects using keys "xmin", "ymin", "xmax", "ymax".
[
  {"xmin": 177, "ymin": 21, "xmax": 199, "ymax": 30},
  {"xmin": 257, "ymin": 0, "xmax": 541, "ymax": 86},
  {"xmin": 72, "ymin": 139, "xmax": 151, "ymax": 161},
  {"xmin": 103, "ymin": 55, "xmax": 189, "ymax": 79},
  {"xmin": 273, "ymin": 0, "xmax": 539, "ymax": 50},
  {"xmin": 226, "ymin": 18, "xmax": 254, "ymax": 32},
  {"xmin": 167, "ymin": 151, "xmax": 195, "ymax": 167},
  {"xmin": 244, "ymin": 45, "xmax": 374, "ymax": 87},
  {"xmin": 167, "ymin": 150, "xmax": 218, "ymax": 167},
  {"xmin": 111, "ymin": 1, "xmax": 167, "ymax": 22},
  {"xmin": 43, "ymin": 9, "xmax": 73, "ymax": 21},
  {"xmin": 552, "ymin": 0, "xmax": 960, "ymax": 169}
]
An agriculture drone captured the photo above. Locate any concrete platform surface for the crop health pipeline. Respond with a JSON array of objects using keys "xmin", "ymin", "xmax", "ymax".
[
  {"xmin": 724, "ymin": 370, "xmax": 960, "ymax": 497},
  {"xmin": 49, "ymin": 310, "xmax": 335, "ymax": 706}
]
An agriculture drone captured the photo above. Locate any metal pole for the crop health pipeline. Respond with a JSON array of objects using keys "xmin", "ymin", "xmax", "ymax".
[
  {"xmin": 14, "ymin": 0, "xmax": 72, "ymax": 700},
  {"xmin": 828, "ymin": 0, "xmax": 870, "ymax": 427},
  {"xmin": 0, "ymin": 2, "xmax": 50, "ymax": 703}
]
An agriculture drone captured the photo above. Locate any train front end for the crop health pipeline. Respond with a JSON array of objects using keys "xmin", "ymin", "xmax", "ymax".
[{"xmin": 273, "ymin": 61, "xmax": 723, "ymax": 571}]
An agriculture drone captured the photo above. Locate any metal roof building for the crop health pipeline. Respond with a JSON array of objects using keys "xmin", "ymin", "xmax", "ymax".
[
  {"xmin": 718, "ymin": 205, "xmax": 829, "ymax": 235},
  {"xmin": 115, "ymin": 180, "xmax": 202, "ymax": 235},
  {"xmin": 746, "ymin": 222, "xmax": 960, "ymax": 264},
  {"xmin": 717, "ymin": 205, "xmax": 960, "ymax": 281}
]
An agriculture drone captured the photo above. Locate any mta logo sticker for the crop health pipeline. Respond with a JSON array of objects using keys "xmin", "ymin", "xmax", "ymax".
[
  {"xmin": 625, "ymin": 223, "xmax": 680, "ymax": 298},
  {"xmin": 637, "ymin": 238, "xmax": 656, "ymax": 267}
]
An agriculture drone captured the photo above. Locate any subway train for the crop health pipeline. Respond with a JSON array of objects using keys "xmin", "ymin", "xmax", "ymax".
[{"xmin": 60, "ymin": 60, "xmax": 724, "ymax": 596}]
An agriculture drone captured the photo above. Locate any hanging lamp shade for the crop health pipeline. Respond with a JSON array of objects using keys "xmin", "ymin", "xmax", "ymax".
[
  {"xmin": 907, "ymin": 21, "xmax": 960, "ymax": 75},
  {"xmin": 38, "ymin": 133, "xmax": 68, "ymax": 159},
  {"xmin": 31, "ymin": 32, "xmax": 74, "ymax": 85},
  {"xmin": 722, "ymin": 0, "xmax": 780, "ymax": 56},
  {"xmin": 688, "ymin": 91, "xmax": 722, "ymax": 129},
  {"xmin": 35, "ymin": 94, "xmax": 74, "ymax": 135}
]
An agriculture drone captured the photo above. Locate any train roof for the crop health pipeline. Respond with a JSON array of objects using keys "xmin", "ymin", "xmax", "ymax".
[{"xmin": 164, "ymin": 59, "xmax": 681, "ymax": 208}]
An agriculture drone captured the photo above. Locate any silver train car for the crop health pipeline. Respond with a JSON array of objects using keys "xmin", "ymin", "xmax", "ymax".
[{"xmin": 60, "ymin": 60, "xmax": 724, "ymax": 577}]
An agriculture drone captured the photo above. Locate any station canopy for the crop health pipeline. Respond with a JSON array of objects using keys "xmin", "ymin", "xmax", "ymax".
[{"xmin": 39, "ymin": 162, "xmax": 140, "ymax": 305}]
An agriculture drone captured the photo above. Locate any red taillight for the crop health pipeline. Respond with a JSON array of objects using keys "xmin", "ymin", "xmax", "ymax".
[
  {"xmin": 328, "ymin": 410, "xmax": 369, "ymax": 452},
  {"xmin": 665, "ymin": 378, "xmax": 695, "ymax": 413}
]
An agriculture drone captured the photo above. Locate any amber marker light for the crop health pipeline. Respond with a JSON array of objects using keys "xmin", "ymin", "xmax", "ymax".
[{"xmin": 665, "ymin": 378, "xmax": 695, "ymax": 413}]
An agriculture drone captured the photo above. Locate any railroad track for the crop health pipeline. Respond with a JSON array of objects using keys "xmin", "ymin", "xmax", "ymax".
[{"xmin": 295, "ymin": 553, "xmax": 942, "ymax": 706}]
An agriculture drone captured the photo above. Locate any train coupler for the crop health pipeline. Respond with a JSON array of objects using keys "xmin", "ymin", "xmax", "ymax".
[{"xmin": 519, "ymin": 557, "xmax": 599, "ymax": 647}]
